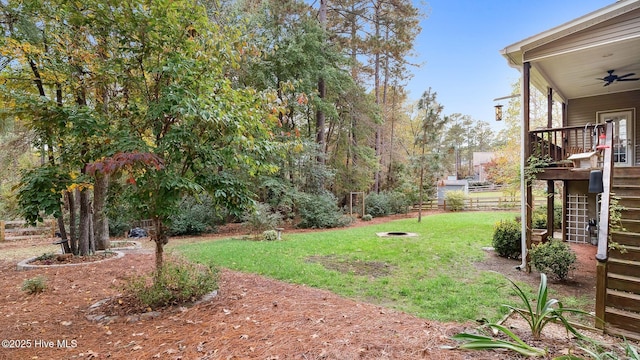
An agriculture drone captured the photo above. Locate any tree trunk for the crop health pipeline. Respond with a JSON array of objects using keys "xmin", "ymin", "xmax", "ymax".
[
  {"xmin": 56, "ymin": 210, "xmax": 71, "ymax": 254},
  {"xmin": 372, "ymin": 2, "xmax": 382, "ymax": 193},
  {"xmin": 93, "ymin": 172, "xmax": 110, "ymax": 250},
  {"xmin": 152, "ymin": 216, "xmax": 169, "ymax": 271},
  {"xmin": 316, "ymin": 0, "xmax": 327, "ymax": 168},
  {"xmin": 67, "ymin": 191, "xmax": 78, "ymax": 255},
  {"xmin": 78, "ymin": 188, "xmax": 91, "ymax": 256}
]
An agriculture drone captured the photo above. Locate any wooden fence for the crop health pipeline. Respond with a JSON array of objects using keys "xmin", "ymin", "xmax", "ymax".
[
  {"xmin": 0, "ymin": 219, "xmax": 56, "ymax": 242},
  {"xmin": 413, "ymin": 197, "xmax": 545, "ymax": 211}
]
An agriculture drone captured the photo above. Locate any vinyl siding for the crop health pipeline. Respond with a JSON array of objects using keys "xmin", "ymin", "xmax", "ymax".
[{"xmin": 567, "ymin": 90, "xmax": 639, "ymax": 165}]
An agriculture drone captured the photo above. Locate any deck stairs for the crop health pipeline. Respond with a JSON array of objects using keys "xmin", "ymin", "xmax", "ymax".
[{"xmin": 606, "ymin": 166, "xmax": 640, "ymax": 340}]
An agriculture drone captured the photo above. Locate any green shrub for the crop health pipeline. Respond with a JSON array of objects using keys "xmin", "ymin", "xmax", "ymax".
[
  {"xmin": 492, "ymin": 219, "xmax": 521, "ymax": 259},
  {"xmin": 262, "ymin": 229, "xmax": 278, "ymax": 241},
  {"xmin": 35, "ymin": 253, "xmax": 55, "ymax": 261},
  {"xmin": 365, "ymin": 192, "xmax": 391, "ymax": 217},
  {"xmin": 169, "ymin": 194, "xmax": 221, "ymax": 236},
  {"xmin": 529, "ymin": 240, "xmax": 577, "ymax": 281},
  {"xmin": 22, "ymin": 276, "xmax": 47, "ymax": 294},
  {"xmin": 532, "ymin": 203, "xmax": 562, "ymax": 229},
  {"xmin": 532, "ymin": 212, "xmax": 546, "ymax": 229},
  {"xmin": 296, "ymin": 192, "xmax": 352, "ymax": 229},
  {"xmin": 361, "ymin": 214, "xmax": 373, "ymax": 221},
  {"xmin": 364, "ymin": 191, "xmax": 411, "ymax": 217},
  {"xmin": 445, "ymin": 190, "xmax": 466, "ymax": 211},
  {"xmin": 124, "ymin": 256, "xmax": 218, "ymax": 309},
  {"xmin": 388, "ymin": 191, "xmax": 410, "ymax": 214},
  {"xmin": 242, "ymin": 202, "xmax": 282, "ymax": 235}
]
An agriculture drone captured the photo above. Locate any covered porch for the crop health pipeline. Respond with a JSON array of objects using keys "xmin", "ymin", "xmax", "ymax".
[{"xmin": 501, "ymin": 0, "xmax": 640, "ymax": 340}]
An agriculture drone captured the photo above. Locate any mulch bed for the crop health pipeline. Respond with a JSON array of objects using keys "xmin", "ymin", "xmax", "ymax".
[
  {"xmin": 27, "ymin": 251, "xmax": 119, "ymax": 266},
  {"xmin": 0, "ymin": 212, "xmax": 632, "ymax": 359}
]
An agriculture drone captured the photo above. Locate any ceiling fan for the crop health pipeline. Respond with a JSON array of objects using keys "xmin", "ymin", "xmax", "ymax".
[{"xmin": 598, "ymin": 70, "xmax": 640, "ymax": 86}]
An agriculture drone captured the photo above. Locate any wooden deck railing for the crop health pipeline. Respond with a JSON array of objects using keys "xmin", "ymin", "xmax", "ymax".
[{"xmin": 530, "ymin": 123, "xmax": 605, "ymax": 164}]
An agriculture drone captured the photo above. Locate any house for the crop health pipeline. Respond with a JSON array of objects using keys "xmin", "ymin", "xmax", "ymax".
[
  {"xmin": 501, "ymin": 0, "xmax": 640, "ymax": 340},
  {"xmin": 472, "ymin": 152, "xmax": 495, "ymax": 182}
]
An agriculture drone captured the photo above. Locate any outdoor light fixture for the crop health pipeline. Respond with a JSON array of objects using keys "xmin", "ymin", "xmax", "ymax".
[{"xmin": 494, "ymin": 104, "xmax": 503, "ymax": 121}]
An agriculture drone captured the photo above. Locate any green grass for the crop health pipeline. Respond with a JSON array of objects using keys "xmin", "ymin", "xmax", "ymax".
[{"xmin": 177, "ymin": 211, "xmax": 526, "ymax": 323}]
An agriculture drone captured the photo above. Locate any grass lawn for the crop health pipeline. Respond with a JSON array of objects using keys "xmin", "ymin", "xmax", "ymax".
[{"xmin": 177, "ymin": 211, "xmax": 525, "ymax": 323}]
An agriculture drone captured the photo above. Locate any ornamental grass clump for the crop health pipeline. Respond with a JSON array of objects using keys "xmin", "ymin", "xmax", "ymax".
[
  {"xmin": 451, "ymin": 273, "xmax": 592, "ymax": 357},
  {"xmin": 504, "ymin": 273, "xmax": 589, "ymax": 341}
]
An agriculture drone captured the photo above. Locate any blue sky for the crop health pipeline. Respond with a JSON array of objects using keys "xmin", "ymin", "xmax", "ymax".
[{"xmin": 406, "ymin": 0, "xmax": 613, "ymax": 131}]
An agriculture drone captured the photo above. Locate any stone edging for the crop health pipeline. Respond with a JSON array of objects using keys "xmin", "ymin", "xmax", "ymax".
[{"xmin": 16, "ymin": 251, "xmax": 125, "ymax": 271}]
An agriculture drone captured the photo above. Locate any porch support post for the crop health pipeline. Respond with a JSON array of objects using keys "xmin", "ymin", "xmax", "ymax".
[
  {"xmin": 519, "ymin": 61, "xmax": 532, "ymax": 271},
  {"xmin": 547, "ymin": 181, "xmax": 554, "ymax": 236},
  {"xmin": 547, "ymin": 87, "xmax": 553, "ymax": 128},
  {"xmin": 562, "ymin": 180, "xmax": 568, "ymax": 241},
  {"xmin": 546, "ymin": 88, "xmax": 554, "ymax": 237}
]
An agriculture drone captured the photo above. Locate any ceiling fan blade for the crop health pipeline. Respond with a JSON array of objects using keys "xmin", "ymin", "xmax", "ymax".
[
  {"xmin": 616, "ymin": 77, "xmax": 640, "ymax": 82},
  {"xmin": 617, "ymin": 72, "xmax": 636, "ymax": 79}
]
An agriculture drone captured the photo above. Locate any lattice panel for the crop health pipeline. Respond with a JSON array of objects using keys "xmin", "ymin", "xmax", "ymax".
[{"xmin": 566, "ymin": 194, "xmax": 589, "ymax": 243}]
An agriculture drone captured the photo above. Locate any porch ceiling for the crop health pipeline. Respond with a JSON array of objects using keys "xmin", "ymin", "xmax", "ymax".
[
  {"xmin": 501, "ymin": 0, "xmax": 640, "ymax": 102},
  {"xmin": 530, "ymin": 37, "xmax": 640, "ymax": 101}
]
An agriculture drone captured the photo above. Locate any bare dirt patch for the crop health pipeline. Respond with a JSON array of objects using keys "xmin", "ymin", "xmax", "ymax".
[{"xmin": 306, "ymin": 254, "xmax": 395, "ymax": 278}]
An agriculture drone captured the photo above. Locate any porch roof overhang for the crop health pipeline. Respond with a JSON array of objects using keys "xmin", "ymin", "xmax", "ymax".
[{"xmin": 501, "ymin": 0, "xmax": 640, "ymax": 103}]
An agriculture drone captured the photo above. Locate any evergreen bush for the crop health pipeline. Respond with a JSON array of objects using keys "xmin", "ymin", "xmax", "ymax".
[
  {"xmin": 532, "ymin": 203, "xmax": 562, "ymax": 229},
  {"xmin": 529, "ymin": 239, "xmax": 577, "ymax": 281},
  {"xmin": 262, "ymin": 229, "xmax": 278, "ymax": 241},
  {"xmin": 445, "ymin": 190, "xmax": 466, "ymax": 211},
  {"xmin": 296, "ymin": 192, "xmax": 352, "ymax": 229},
  {"xmin": 169, "ymin": 194, "xmax": 221, "ymax": 236},
  {"xmin": 492, "ymin": 219, "xmax": 521, "ymax": 259},
  {"xmin": 388, "ymin": 191, "xmax": 411, "ymax": 214},
  {"xmin": 242, "ymin": 202, "xmax": 282, "ymax": 235},
  {"xmin": 365, "ymin": 192, "xmax": 391, "ymax": 217},
  {"xmin": 365, "ymin": 191, "xmax": 411, "ymax": 217}
]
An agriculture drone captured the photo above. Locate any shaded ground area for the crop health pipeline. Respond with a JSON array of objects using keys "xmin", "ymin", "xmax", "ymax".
[{"xmin": 0, "ymin": 212, "xmax": 626, "ymax": 359}]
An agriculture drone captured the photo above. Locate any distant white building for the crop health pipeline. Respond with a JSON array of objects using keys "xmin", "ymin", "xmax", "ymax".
[
  {"xmin": 473, "ymin": 152, "xmax": 495, "ymax": 182},
  {"xmin": 437, "ymin": 176, "xmax": 468, "ymax": 205}
]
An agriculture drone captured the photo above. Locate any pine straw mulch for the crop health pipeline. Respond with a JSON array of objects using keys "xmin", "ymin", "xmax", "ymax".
[
  {"xmin": 0, "ymin": 212, "xmax": 631, "ymax": 360},
  {"xmin": 1, "ymin": 253, "xmax": 492, "ymax": 360}
]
